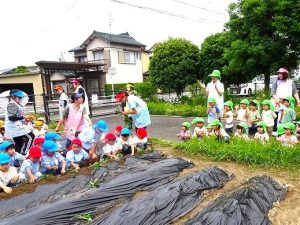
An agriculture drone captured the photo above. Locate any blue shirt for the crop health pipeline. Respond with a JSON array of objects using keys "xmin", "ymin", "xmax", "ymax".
[
  {"xmin": 20, "ymin": 159, "xmax": 40, "ymax": 178},
  {"xmin": 128, "ymin": 95, "xmax": 151, "ymax": 128},
  {"xmin": 78, "ymin": 127, "xmax": 102, "ymax": 150},
  {"xmin": 41, "ymin": 152, "xmax": 65, "ymax": 173},
  {"xmin": 208, "ymin": 106, "xmax": 220, "ymax": 123},
  {"xmin": 10, "ymin": 152, "xmax": 24, "ymax": 166},
  {"xmin": 66, "ymin": 149, "xmax": 89, "ymax": 167}
]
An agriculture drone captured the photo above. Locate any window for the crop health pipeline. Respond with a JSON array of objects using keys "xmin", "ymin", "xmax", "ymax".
[
  {"xmin": 135, "ymin": 52, "xmax": 141, "ymax": 60},
  {"xmin": 87, "ymin": 79, "xmax": 99, "ymax": 93},
  {"xmin": 94, "ymin": 51, "xmax": 104, "ymax": 61},
  {"xmin": 78, "ymin": 56, "xmax": 87, "ymax": 62}
]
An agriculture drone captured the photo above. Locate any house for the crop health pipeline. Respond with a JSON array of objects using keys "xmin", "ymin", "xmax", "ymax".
[{"xmin": 69, "ymin": 31, "xmax": 147, "ymax": 85}]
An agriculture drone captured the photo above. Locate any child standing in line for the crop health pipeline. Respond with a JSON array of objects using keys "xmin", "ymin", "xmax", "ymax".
[
  {"xmin": 33, "ymin": 120, "xmax": 46, "ymax": 138},
  {"xmin": 191, "ymin": 117, "xmax": 207, "ymax": 139},
  {"xmin": 235, "ymin": 99, "xmax": 250, "ymax": 122},
  {"xmin": 102, "ymin": 133, "xmax": 122, "ymax": 160},
  {"xmin": 19, "ymin": 146, "xmax": 42, "ymax": 183},
  {"xmin": 280, "ymin": 97, "xmax": 296, "ymax": 124},
  {"xmin": 224, "ymin": 101, "xmax": 234, "ymax": 135},
  {"xmin": 248, "ymin": 100, "xmax": 261, "ymax": 135},
  {"xmin": 0, "ymin": 141, "xmax": 24, "ymax": 167},
  {"xmin": 210, "ymin": 119, "xmax": 230, "ymax": 142},
  {"xmin": 261, "ymin": 100, "xmax": 277, "ymax": 136},
  {"xmin": 207, "ymin": 97, "xmax": 220, "ymax": 123},
  {"xmin": 177, "ymin": 122, "xmax": 192, "ymax": 141},
  {"xmin": 254, "ymin": 121, "xmax": 269, "ymax": 143},
  {"xmin": 234, "ymin": 122, "xmax": 249, "ymax": 140},
  {"xmin": 0, "ymin": 153, "xmax": 19, "ymax": 193},
  {"xmin": 41, "ymin": 141, "xmax": 66, "ymax": 175},
  {"xmin": 119, "ymin": 128, "xmax": 135, "ymax": 156},
  {"xmin": 277, "ymin": 122, "xmax": 298, "ymax": 147},
  {"xmin": 66, "ymin": 138, "xmax": 89, "ymax": 170}
]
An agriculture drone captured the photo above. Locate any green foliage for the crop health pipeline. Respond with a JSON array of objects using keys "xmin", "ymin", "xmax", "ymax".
[
  {"xmin": 75, "ymin": 213, "xmax": 94, "ymax": 222},
  {"xmin": 134, "ymin": 82, "xmax": 157, "ymax": 99},
  {"xmin": 105, "ymin": 83, "xmax": 129, "ymax": 94},
  {"xmin": 149, "ymin": 38, "xmax": 200, "ymax": 96},
  {"xmin": 12, "ymin": 65, "xmax": 29, "ymax": 74},
  {"xmin": 89, "ymin": 178, "xmax": 101, "ymax": 188},
  {"xmin": 174, "ymin": 137, "xmax": 300, "ymax": 170}
]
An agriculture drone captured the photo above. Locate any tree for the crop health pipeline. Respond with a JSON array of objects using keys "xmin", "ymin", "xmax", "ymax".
[
  {"xmin": 149, "ymin": 38, "xmax": 200, "ymax": 96},
  {"xmin": 12, "ymin": 65, "xmax": 29, "ymax": 73},
  {"xmin": 224, "ymin": 0, "xmax": 300, "ymax": 91}
]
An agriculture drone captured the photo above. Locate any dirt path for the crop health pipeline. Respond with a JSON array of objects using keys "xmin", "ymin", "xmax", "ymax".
[{"xmin": 153, "ymin": 144, "xmax": 300, "ymax": 225}]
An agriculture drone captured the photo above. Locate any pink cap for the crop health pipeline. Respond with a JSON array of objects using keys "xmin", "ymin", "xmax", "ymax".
[
  {"xmin": 71, "ymin": 79, "xmax": 81, "ymax": 84},
  {"xmin": 277, "ymin": 68, "xmax": 289, "ymax": 74}
]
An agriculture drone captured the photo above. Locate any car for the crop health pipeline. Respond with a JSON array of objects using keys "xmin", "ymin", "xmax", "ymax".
[{"xmin": 228, "ymin": 75, "xmax": 277, "ymax": 96}]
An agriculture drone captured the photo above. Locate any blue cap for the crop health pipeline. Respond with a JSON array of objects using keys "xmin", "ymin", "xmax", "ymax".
[
  {"xmin": 121, "ymin": 128, "xmax": 131, "ymax": 135},
  {"xmin": 45, "ymin": 132, "xmax": 61, "ymax": 141},
  {"xmin": 10, "ymin": 90, "xmax": 25, "ymax": 97},
  {"xmin": 0, "ymin": 141, "xmax": 14, "ymax": 151},
  {"xmin": 0, "ymin": 153, "xmax": 11, "ymax": 164},
  {"xmin": 92, "ymin": 120, "xmax": 108, "ymax": 132},
  {"xmin": 42, "ymin": 140, "xmax": 59, "ymax": 152}
]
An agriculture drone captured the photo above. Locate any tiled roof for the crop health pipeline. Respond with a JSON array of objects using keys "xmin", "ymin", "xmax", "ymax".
[{"xmin": 69, "ymin": 45, "xmax": 86, "ymax": 52}]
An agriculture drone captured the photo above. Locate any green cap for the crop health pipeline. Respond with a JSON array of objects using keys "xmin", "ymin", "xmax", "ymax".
[
  {"xmin": 210, "ymin": 119, "xmax": 223, "ymax": 128},
  {"xmin": 276, "ymin": 124, "xmax": 285, "ymax": 136},
  {"xmin": 192, "ymin": 117, "xmax": 205, "ymax": 124},
  {"xmin": 237, "ymin": 122, "xmax": 248, "ymax": 134},
  {"xmin": 262, "ymin": 100, "xmax": 271, "ymax": 107},
  {"xmin": 240, "ymin": 99, "xmax": 250, "ymax": 106},
  {"xmin": 224, "ymin": 101, "xmax": 233, "ymax": 111},
  {"xmin": 283, "ymin": 122, "xmax": 296, "ymax": 133},
  {"xmin": 206, "ymin": 123, "xmax": 212, "ymax": 129},
  {"xmin": 208, "ymin": 70, "xmax": 221, "ymax": 78},
  {"xmin": 257, "ymin": 121, "xmax": 267, "ymax": 133},
  {"xmin": 250, "ymin": 100, "xmax": 260, "ymax": 107},
  {"xmin": 208, "ymin": 97, "xmax": 217, "ymax": 103},
  {"xmin": 181, "ymin": 122, "xmax": 191, "ymax": 129},
  {"xmin": 283, "ymin": 96, "xmax": 295, "ymax": 109}
]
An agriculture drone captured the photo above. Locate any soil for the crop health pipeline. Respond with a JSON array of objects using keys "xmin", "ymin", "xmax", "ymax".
[
  {"xmin": 0, "ymin": 167, "xmax": 91, "ymax": 200},
  {"xmin": 152, "ymin": 144, "xmax": 300, "ymax": 225}
]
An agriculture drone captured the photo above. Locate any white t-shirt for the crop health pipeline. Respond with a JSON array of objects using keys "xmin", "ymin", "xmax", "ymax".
[
  {"xmin": 102, "ymin": 142, "xmax": 121, "ymax": 155},
  {"xmin": 254, "ymin": 132, "xmax": 269, "ymax": 143},
  {"xmin": 277, "ymin": 134, "xmax": 298, "ymax": 147},
  {"xmin": 234, "ymin": 132, "xmax": 249, "ymax": 140},
  {"xmin": 236, "ymin": 108, "xmax": 248, "ymax": 122},
  {"xmin": 262, "ymin": 110, "xmax": 277, "ymax": 127},
  {"xmin": 224, "ymin": 111, "xmax": 233, "ymax": 128},
  {"xmin": 193, "ymin": 127, "xmax": 208, "ymax": 138},
  {"xmin": 33, "ymin": 128, "xmax": 46, "ymax": 138},
  {"xmin": 206, "ymin": 80, "xmax": 224, "ymax": 114},
  {"xmin": 131, "ymin": 136, "xmax": 148, "ymax": 145},
  {"xmin": 0, "ymin": 166, "xmax": 18, "ymax": 186}
]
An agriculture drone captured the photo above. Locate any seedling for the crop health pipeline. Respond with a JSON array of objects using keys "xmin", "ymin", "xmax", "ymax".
[
  {"xmin": 89, "ymin": 179, "xmax": 101, "ymax": 188},
  {"xmin": 75, "ymin": 213, "xmax": 94, "ymax": 222},
  {"xmin": 89, "ymin": 161, "xmax": 102, "ymax": 170}
]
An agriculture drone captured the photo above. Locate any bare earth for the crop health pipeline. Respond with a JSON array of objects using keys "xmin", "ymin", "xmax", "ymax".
[{"xmin": 153, "ymin": 144, "xmax": 300, "ymax": 225}]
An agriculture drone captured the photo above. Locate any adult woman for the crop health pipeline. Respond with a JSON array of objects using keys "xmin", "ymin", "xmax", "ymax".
[
  {"xmin": 71, "ymin": 79, "xmax": 90, "ymax": 115},
  {"xmin": 116, "ymin": 91, "xmax": 151, "ymax": 130},
  {"xmin": 271, "ymin": 67, "xmax": 300, "ymax": 106},
  {"xmin": 54, "ymin": 85, "xmax": 69, "ymax": 119},
  {"xmin": 5, "ymin": 89, "xmax": 35, "ymax": 155},
  {"xmin": 55, "ymin": 93, "xmax": 92, "ymax": 147}
]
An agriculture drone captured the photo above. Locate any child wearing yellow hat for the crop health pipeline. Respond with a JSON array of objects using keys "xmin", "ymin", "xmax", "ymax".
[{"xmin": 32, "ymin": 120, "xmax": 46, "ymax": 138}]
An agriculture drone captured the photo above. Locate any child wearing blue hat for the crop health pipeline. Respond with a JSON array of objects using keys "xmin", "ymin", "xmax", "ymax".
[
  {"xmin": 41, "ymin": 140, "xmax": 66, "ymax": 175},
  {"xmin": 0, "ymin": 141, "xmax": 24, "ymax": 167},
  {"xmin": 0, "ymin": 153, "xmax": 19, "ymax": 193},
  {"xmin": 45, "ymin": 132, "xmax": 64, "ymax": 154},
  {"xmin": 118, "ymin": 128, "xmax": 135, "ymax": 155},
  {"xmin": 66, "ymin": 138, "xmax": 89, "ymax": 170}
]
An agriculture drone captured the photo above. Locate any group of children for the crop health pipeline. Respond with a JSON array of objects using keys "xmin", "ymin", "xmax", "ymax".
[
  {"xmin": 0, "ymin": 119, "xmax": 148, "ymax": 194},
  {"xmin": 178, "ymin": 96, "xmax": 300, "ymax": 147}
]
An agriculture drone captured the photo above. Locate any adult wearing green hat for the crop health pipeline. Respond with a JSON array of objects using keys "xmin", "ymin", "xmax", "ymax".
[{"xmin": 200, "ymin": 70, "xmax": 224, "ymax": 116}]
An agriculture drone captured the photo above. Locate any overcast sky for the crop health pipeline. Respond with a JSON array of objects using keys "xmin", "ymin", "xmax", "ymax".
[{"xmin": 0, "ymin": 0, "xmax": 234, "ymax": 69}]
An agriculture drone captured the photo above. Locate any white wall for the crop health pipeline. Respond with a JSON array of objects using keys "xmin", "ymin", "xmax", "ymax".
[{"xmin": 86, "ymin": 38, "xmax": 110, "ymax": 61}]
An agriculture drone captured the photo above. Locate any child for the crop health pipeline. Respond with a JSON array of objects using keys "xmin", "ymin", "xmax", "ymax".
[
  {"xmin": 261, "ymin": 100, "xmax": 277, "ymax": 136},
  {"xmin": 210, "ymin": 119, "xmax": 229, "ymax": 142},
  {"xmin": 24, "ymin": 115, "xmax": 35, "ymax": 131},
  {"xmin": 224, "ymin": 101, "xmax": 234, "ymax": 135},
  {"xmin": 102, "ymin": 133, "xmax": 122, "ymax": 159},
  {"xmin": 281, "ymin": 97, "xmax": 296, "ymax": 124},
  {"xmin": 114, "ymin": 125, "xmax": 123, "ymax": 139},
  {"xmin": 33, "ymin": 120, "xmax": 46, "ymax": 138},
  {"xmin": 45, "ymin": 132, "xmax": 64, "ymax": 154},
  {"xmin": 132, "ymin": 128, "xmax": 148, "ymax": 151},
  {"xmin": 66, "ymin": 138, "xmax": 89, "ymax": 170},
  {"xmin": 119, "ymin": 128, "xmax": 135, "ymax": 156},
  {"xmin": 19, "ymin": 146, "xmax": 42, "ymax": 183},
  {"xmin": 0, "ymin": 120, "xmax": 11, "ymax": 143},
  {"xmin": 41, "ymin": 140, "xmax": 66, "ymax": 175},
  {"xmin": 206, "ymin": 123, "xmax": 213, "ymax": 136},
  {"xmin": 277, "ymin": 122, "xmax": 298, "ymax": 147},
  {"xmin": 234, "ymin": 122, "xmax": 249, "ymax": 140},
  {"xmin": 0, "ymin": 141, "xmax": 24, "ymax": 167},
  {"xmin": 0, "ymin": 153, "xmax": 19, "ymax": 193},
  {"xmin": 191, "ymin": 117, "xmax": 207, "ymax": 139},
  {"xmin": 37, "ymin": 117, "xmax": 48, "ymax": 130},
  {"xmin": 235, "ymin": 99, "xmax": 249, "ymax": 122},
  {"xmin": 254, "ymin": 121, "xmax": 269, "ymax": 143},
  {"xmin": 33, "ymin": 137, "xmax": 45, "ymax": 147},
  {"xmin": 207, "ymin": 97, "xmax": 220, "ymax": 123},
  {"xmin": 177, "ymin": 122, "xmax": 192, "ymax": 141},
  {"xmin": 248, "ymin": 100, "xmax": 261, "ymax": 135}
]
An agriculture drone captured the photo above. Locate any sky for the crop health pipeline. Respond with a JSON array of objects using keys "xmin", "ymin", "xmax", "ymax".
[{"xmin": 0, "ymin": 0, "xmax": 234, "ymax": 69}]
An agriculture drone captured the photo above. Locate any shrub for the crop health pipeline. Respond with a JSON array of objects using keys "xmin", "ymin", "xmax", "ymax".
[{"xmin": 134, "ymin": 82, "xmax": 157, "ymax": 99}]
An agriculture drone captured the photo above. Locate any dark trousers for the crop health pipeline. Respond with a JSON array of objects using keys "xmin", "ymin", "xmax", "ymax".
[
  {"xmin": 225, "ymin": 127, "xmax": 233, "ymax": 135},
  {"xmin": 249, "ymin": 125, "xmax": 257, "ymax": 135},
  {"xmin": 13, "ymin": 132, "xmax": 35, "ymax": 155},
  {"xmin": 122, "ymin": 144, "xmax": 132, "ymax": 155}
]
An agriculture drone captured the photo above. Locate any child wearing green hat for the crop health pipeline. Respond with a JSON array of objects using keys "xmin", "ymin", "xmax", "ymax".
[
  {"xmin": 280, "ymin": 96, "xmax": 296, "ymax": 124},
  {"xmin": 277, "ymin": 122, "xmax": 298, "ymax": 147},
  {"xmin": 254, "ymin": 121, "xmax": 269, "ymax": 144},
  {"xmin": 224, "ymin": 101, "xmax": 234, "ymax": 135},
  {"xmin": 210, "ymin": 119, "xmax": 229, "ymax": 142},
  {"xmin": 248, "ymin": 100, "xmax": 261, "ymax": 135},
  {"xmin": 261, "ymin": 100, "xmax": 277, "ymax": 136},
  {"xmin": 177, "ymin": 122, "xmax": 192, "ymax": 141},
  {"xmin": 235, "ymin": 99, "xmax": 249, "ymax": 122},
  {"xmin": 207, "ymin": 97, "xmax": 220, "ymax": 123},
  {"xmin": 234, "ymin": 122, "xmax": 249, "ymax": 140},
  {"xmin": 191, "ymin": 118, "xmax": 207, "ymax": 139}
]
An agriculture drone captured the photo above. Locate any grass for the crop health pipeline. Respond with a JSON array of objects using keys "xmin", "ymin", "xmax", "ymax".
[{"xmin": 151, "ymin": 137, "xmax": 300, "ymax": 171}]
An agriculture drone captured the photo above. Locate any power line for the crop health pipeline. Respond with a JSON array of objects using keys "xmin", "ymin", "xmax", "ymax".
[{"xmin": 110, "ymin": 0, "xmax": 224, "ymax": 24}]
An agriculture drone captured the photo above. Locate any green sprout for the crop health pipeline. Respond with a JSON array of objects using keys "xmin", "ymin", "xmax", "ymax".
[
  {"xmin": 89, "ymin": 179, "xmax": 101, "ymax": 188},
  {"xmin": 75, "ymin": 213, "xmax": 94, "ymax": 222}
]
